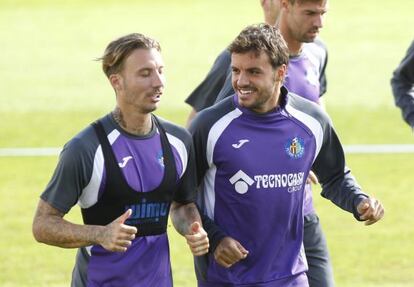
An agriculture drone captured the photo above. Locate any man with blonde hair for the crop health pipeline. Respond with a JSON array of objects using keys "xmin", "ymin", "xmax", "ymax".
[{"xmin": 33, "ymin": 33, "xmax": 209, "ymax": 286}]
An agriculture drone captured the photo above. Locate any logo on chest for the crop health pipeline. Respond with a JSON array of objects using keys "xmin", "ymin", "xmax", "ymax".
[
  {"xmin": 232, "ymin": 139, "xmax": 250, "ymax": 149},
  {"xmin": 125, "ymin": 199, "xmax": 170, "ymax": 224},
  {"xmin": 229, "ymin": 170, "xmax": 305, "ymax": 194},
  {"xmin": 118, "ymin": 156, "xmax": 133, "ymax": 168},
  {"xmin": 285, "ymin": 137, "xmax": 305, "ymax": 159},
  {"xmin": 156, "ymin": 150, "xmax": 165, "ymax": 167},
  {"xmin": 229, "ymin": 170, "xmax": 254, "ymax": 194}
]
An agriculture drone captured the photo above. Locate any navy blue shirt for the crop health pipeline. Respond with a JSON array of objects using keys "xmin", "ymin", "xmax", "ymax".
[{"xmin": 391, "ymin": 40, "xmax": 414, "ymax": 128}]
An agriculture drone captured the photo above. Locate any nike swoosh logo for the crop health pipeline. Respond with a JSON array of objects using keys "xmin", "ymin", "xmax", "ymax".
[
  {"xmin": 232, "ymin": 139, "xmax": 249, "ymax": 149},
  {"xmin": 118, "ymin": 156, "xmax": 133, "ymax": 168}
]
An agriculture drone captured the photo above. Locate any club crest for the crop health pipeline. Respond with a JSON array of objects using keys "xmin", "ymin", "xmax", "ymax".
[
  {"xmin": 156, "ymin": 150, "xmax": 165, "ymax": 167},
  {"xmin": 285, "ymin": 137, "xmax": 305, "ymax": 159}
]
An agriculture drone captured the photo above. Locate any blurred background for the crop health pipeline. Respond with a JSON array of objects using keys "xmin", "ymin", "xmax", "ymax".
[{"xmin": 0, "ymin": 0, "xmax": 413, "ymax": 286}]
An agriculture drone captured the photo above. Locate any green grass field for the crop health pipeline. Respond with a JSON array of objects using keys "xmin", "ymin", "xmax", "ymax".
[{"xmin": 0, "ymin": 0, "xmax": 413, "ymax": 286}]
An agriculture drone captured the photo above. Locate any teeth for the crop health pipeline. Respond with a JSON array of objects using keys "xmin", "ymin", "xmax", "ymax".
[{"xmin": 240, "ymin": 90, "xmax": 252, "ymax": 95}]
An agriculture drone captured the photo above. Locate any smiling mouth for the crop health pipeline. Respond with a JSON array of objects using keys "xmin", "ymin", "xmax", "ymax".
[{"xmin": 237, "ymin": 88, "xmax": 256, "ymax": 98}]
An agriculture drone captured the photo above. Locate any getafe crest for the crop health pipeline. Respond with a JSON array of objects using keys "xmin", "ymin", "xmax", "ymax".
[
  {"xmin": 285, "ymin": 137, "xmax": 305, "ymax": 159},
  {"xmin": 156, "ymin": 150, "xmax": 165, "ymax": 167}
]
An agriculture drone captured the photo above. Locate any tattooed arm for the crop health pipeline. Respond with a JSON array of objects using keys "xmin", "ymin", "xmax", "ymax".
[
  {"xmin": 170, "ymin": 201, "xmax": 209, "ymax": 256},
  {"xmin": 32, "ymin": 199, "xmax": 137, "ymax": 252}
]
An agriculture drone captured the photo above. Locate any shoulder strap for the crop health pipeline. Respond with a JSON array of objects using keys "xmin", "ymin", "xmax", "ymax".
[
  {"xmin": 91, "ymin": 120, "xmax": 129, "ymax": 190},
  {"xmin": 152, "ymin": 115, "xmax": 178, "ymax": 190}
]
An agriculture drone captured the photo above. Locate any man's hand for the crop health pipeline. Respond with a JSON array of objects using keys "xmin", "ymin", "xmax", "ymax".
[
  {"xmin": 100, "ymin": 209, "xmax": 137, "ymax": 252},
  {"xmin": 260, "ymin": 0, "xmax": 281, "ymax": 26},
  {"xmin": 214, "ymin": 237, "xmax": 249, "ymax": 268},
  {"xmin": 185, "ymin": 222, "xmax": 209, "ymax": 256},
  {"xmin": 357, "ymin": 198, "xmax": 385, "ymax": 225}
]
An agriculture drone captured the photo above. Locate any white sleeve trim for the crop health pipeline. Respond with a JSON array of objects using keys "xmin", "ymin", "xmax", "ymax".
[
  {"xmin": 78, "ymin": 129, "xmax": 120, "ymax": 208},
  {"xmin": 202, "ymin": 165, "xmax": 217, "ymax": 218},
  {"xmin": 202, "ymin": 108, "xmax": 242, "ymax": 218},
  {"xmin": 206, "ymin": 109, "xmax": 242, "ymax": 166},
  {"xmin": 166, "ymin": 133, "xmax": 188, "ymax": 178},
  {"xmin": 285, "ymin": 104, "xmax": 323, "ymax": 162}
]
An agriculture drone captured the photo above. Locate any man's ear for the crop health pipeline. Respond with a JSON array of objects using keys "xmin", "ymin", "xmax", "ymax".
[
  {"xmin": 109, "ymin": 74, "xmax": 122, "ymax": 92},
  {"xmin": 280, "ymin": 0, "xmax": 290, "ymax": 11},
  {"xmin": 276, "ymin": 64, "xmax": 287, "ymax": 82}
]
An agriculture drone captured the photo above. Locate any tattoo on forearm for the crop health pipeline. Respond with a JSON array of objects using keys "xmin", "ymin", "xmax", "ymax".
[
  {"xmin": 171, "ymin": 203, "xmax": 201, "ymax": 235},
  {"xmin": 33, "ymin": 200, "xmax": 102, "ymax": 248}
]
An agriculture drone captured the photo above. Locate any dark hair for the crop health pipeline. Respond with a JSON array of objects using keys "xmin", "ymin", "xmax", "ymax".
[
  {"xmin": 228, "ymin": 23, "xmax": 289, "ymax": 69},
  {"xmin": 98, "ymin": 33, "xmax": 161, "ymax": 78}
]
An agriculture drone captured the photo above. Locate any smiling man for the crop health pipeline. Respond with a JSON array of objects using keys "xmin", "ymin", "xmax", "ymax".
[
  {"xmin": 189, "ymin": 23, "xmax": 384, "ymax": 287},
  {"xmin": 32, "ymin": 33, "xmax": 209, "ymax": 287},
  {"xmin": 185, "ymin": 1, "xmax": 336, "ymax": 285}
]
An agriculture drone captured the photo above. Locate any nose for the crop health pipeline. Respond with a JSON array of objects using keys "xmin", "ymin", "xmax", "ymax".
[
  {"xmin": 152, "ymin": 70, "xmax": 165, "ymax": 89},
  {"xmin": 237, "ymin": 71, "xmax": 250, "ymax": 87},
  {"xmin": 314, "ymin": 13, "xmax": 324, "ymax": 28}
]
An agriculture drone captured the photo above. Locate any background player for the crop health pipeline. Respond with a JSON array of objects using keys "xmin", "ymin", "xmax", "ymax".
[{"xmin": 391, "ymin": 39, "xmax": 414, "ymax": 131}]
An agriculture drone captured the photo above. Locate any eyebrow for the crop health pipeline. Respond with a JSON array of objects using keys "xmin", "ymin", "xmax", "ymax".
[
  {"xmin": 136, "ymin": 67, "xmax": 152, "ymax": 73},
  {"xmin": 136, "ymin": 64, "xmax": 164, "ymax": 73},
  {"xmin": 305, "ymin": 7, "xmax": 328, "ymax": 14},
  {"xmin": 247, "ymin": 67, "xmax": 262, "ymax": 71}
]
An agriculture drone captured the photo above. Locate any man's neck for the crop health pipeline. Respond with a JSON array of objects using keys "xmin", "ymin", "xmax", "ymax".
[
  {"xmin": 278, "ymin": 20, "xmax": 303, "ymax": 56},
  {"xmin": 287, "ymin": 40, "xmax": 303, "ymax": 57},
  {"xmin": 111, "ymin": 106, "xmax": 152, "ymax": 136},
  {"xmin": 250, "ymin": 84, "xmax": 284, "ymax": 114}
]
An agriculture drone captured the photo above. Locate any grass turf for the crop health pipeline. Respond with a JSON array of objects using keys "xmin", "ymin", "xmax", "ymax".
[{"xmin": 0, "ymin": 0, "xmax": 413, "ymax": 286}]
